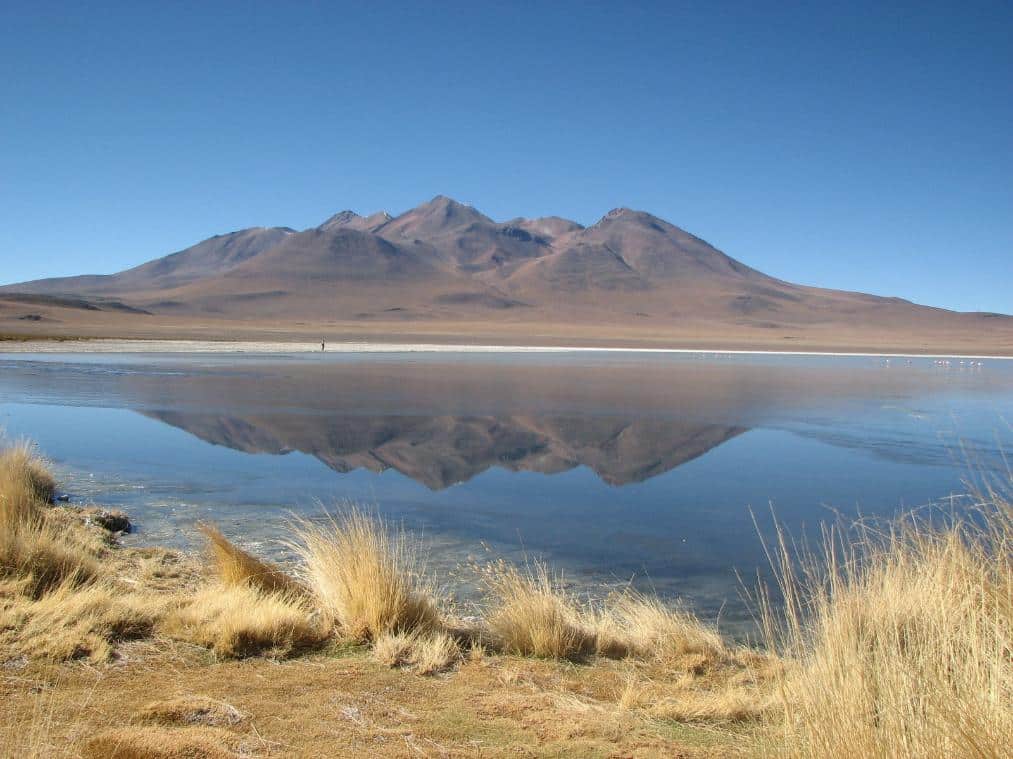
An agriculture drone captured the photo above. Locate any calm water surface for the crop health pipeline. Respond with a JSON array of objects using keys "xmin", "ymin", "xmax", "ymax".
[{"xmin": 1, "ymin": 351, "xmax": 1010, "ymax": 634}]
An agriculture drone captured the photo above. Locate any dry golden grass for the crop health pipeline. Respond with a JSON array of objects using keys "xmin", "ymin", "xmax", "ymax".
[
  {"xmin": 160, "ymin": 585, "xmax": 325, "ymax": 658},
  {"xmin": 761, "ymin": 494, "xmax": 1013, "ymax": 758},
  {"xmin": 650, "ymin": 686, "xmax": 771, "ymax": 724},
  {"xmin": 372, "ymin": 628, "xmax": 462, "ymax": 674},
  {"xmin": 594, "ymin": 592, "xmax": 728, "ymax": 666},
  {"xmin": 371, "ymin": 628, "xmax": 415, "ymax": 667},
  {"xmin": 136, "ymin": 696, "xmax": 245, "ymax": 727},
  {"xmin": 482, "ymin": 559, "xmax": 595, "ymax": 659},
  {"xmin": 4, "ymin": 437, "xmax": 1009, "ymax": 758},
  {"xmin": 0, "ymin": 520, "xmax": 99, "ymax": 598},
  {"xmin": 198, "ymin": 523, "xmax": 304, "ymax": 596},
  {"xmin": 412, "ymin": 630, "xmax": 462, "ymax": 674},
  {"xmin": 0, "ymin": 683, "xmax": 64, "ymax": 759},
  {"xmin": 290, "ymin": 508, "xmax": 440, "ymax": 642},
  {"xmin": 1, "ymin": 579, "xmax": 164, "ymax": 661},
  {"xmin": 0, "ymin": 441, "xmax": 99, "ymax": 598},
  {"xmin": 3, "ymin": 650, "xmax": 734, "ymax": 759},
  {"xmin": 0, "ymin": 447, "xmax": 43, "ymax": 529},
  {"xmin": 2, "ymin": 444, "xmax": 752, "ymax": 756},
  {"xmin": 482, "ymin": 560, "xmax": 729, "ymax": 667},
  {"xmin": 610, "ymin": 665, "xmax": 774, "ymax": 724},
  {"xmin": 0, "ymin": 441, "xmax": 55, "ymax": 506},
  {"xmin": 82, "ymin": 726, "xmax": 246, "ymax": 759},
  {"xmin": 0, "ymin": 441, "xmax": 159, "ymax": 661}
]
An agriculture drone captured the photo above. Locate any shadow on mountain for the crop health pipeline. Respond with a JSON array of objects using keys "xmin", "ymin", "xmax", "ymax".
[{"xmin": 142, "ymin": 411, "xmax": 748, "ymax": 489}]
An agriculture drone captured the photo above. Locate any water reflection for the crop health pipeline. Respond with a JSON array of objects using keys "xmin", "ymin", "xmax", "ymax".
[
  {"xmin": 144, "ymin": 411, "xmax": 748, "ymax": 489},
  {"xmin": 1, "ymin": 352, "xmax": 1009, "ymax": 633}
]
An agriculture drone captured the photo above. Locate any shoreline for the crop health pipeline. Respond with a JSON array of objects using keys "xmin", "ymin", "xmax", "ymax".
[
  {"xmin": 3, "ymin": 434, "xmax": 1009, "ymax": 757},
  {"xmin": 2, "ymin": 337, "xmax": 1012, "ymax": 360}
]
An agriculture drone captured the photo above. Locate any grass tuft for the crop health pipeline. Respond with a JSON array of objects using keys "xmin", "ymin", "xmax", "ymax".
[
  {"xmin": 198, "ymin": 523, "xmax": 304, "ymax": 596},
  {"xmin": 290, "ymin": 508, "xmax": 439, "ymax": 642},
  {"xmin": 761, "ymin": 495, "xmax": 1013, "ymax": 758},
  {"xmin": 482, "ymin": 559, "xmax": 594, "ymax": 659},
  {"xmin": 0, "ymin": 442, "xmax": 98, "ymax": 596},
  {"xmin": 135, "ymin": 696, "xmax": 245, "ymax": 727},
  {"xmin": 0, "ymin": 523, "xmax": 99, "ymax": 598},
  {"xmin": 160, "ymin": 585, "xmax": 325, "ymax": 658},
  {"xmin": 373, "ymin": 629, "xmax": 462, "ymax": 674},
  {"xmin": 411, "ymin": 630, "xmax": 462, "ymax": 674},
  {"xmin": 0, "ymin": 441, "xmax": 56, "ymax": 507},
  {"xmin": 594, "ymin": 591, "xmax": 727, "ymax": 667},
  {"xmin": 0, "ymin": 579, "xmax": 165, "ymax": 661},
  {"xmin": 82, "ymin": 726, "xmax": 244, "ymax": 759}
]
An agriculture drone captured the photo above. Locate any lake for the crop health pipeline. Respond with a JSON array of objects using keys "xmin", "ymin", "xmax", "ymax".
[{"xmin": 1, "ymin": 350, "xmax": 1010, "ymax": 636}]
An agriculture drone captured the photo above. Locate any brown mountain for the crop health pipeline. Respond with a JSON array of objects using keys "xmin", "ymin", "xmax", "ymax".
[
  {"xmin": 2, "ymin": 195, "xmax": 1010, "ymax": 354},
  {"xmin": 7, "ymin": 227, "xmax": 296, "ymax": 296},
  {"xmin": 319, "ymin": 210, "xmax": 393, "ymax": 233}
]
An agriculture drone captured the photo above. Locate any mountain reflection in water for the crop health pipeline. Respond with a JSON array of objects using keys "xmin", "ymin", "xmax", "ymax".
[
  {"xmin": 2, "ymin": 352, "xmax": 1008, "ymax": 492},
  {"xmin": 143, "ymin": 411, "xmax": 748, "ymax": 489},
  {"xmin": 1, "ymin": 352, "xmax": 1009, "ymax": 633}
]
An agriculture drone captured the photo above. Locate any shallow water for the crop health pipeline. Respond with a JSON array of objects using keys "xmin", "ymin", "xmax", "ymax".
[{"xmin": 1, "ymin": 351, "xmax": 1010, "ymax": 635}]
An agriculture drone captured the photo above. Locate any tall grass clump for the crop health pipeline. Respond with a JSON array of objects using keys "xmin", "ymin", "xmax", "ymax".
[
  {"xmin": 0, "ymin": 442, "xmax": 47, "ymax": 530},
  {"xmin": 0, "ymin": 523, "xmax": 98, "ymax": 598},
  {"xmin": 0, "ymin": 441, "xmax": 55, "ymax": 507},
  {"xmin": 2, "ymin": 579, "xmax": 165, "ymax": 661},
  {"xmin": 481, "ymin": 559, "xmax": 733, "ymax": 664},
  {"xmin": 0, "ymin": 440, "xmax": 158, "ymax": 661},
  {"xmin": 594, "ymin": 591, "xmax": 728, "ymax": 665},
  {"xmin": 161, "ymin": 585, "xmax": 324, "ymax": 658},
  {"xmin": 372, "ymin": 629, "xmax": 462, "ymax": 674},
  {"xmin": 290, "ymin": 508, "xmax": 439, "ymax": 642},
  {"xmin": 0, "ymin": 441, "xmax": 96, "ymax": 596},
  {"xmin": 761, "ymin": 494, "xmax": 1013, "ymax": 758},
  {"xmin": 482, "ymin": 559, "xmax": 595, "ymax": 658},
  {"xmin": 83, "ymin": 726, "xmax": 244, "ymax": 759},
  {"xmin": 198, "ymin": 523, "xmax": 304, "ymax": 596}
]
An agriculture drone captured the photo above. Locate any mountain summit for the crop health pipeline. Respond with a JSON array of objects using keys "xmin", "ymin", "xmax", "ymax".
[{"xmin": 319, "ymin": 210, "xmax": 393, "ymax": 233}]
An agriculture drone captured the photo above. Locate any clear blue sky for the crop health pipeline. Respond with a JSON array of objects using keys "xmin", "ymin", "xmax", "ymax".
[{"xmin": 1, "ymin": 1, "xmax": 1010, "ymax": 313}]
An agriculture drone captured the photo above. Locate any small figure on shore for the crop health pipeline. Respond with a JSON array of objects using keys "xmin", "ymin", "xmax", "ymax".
[{"xmin": 321, "ymin": 340, "xmax": 325, "ymax": 352}]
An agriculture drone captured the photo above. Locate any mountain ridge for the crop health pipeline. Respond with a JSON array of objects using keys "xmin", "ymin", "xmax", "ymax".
[{"xmin": 2, "ymin": 195, "xmax": 1010, "ymax": 354}]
